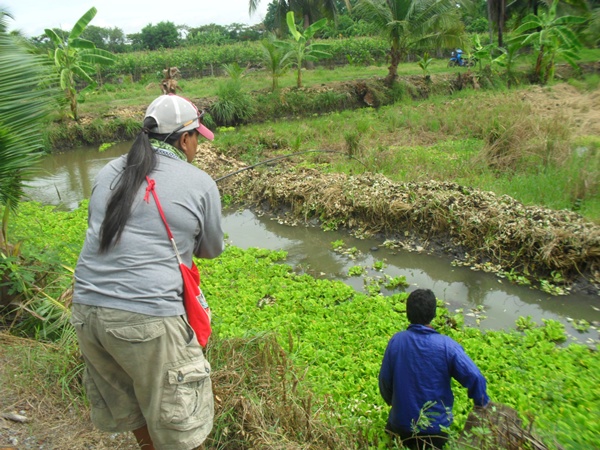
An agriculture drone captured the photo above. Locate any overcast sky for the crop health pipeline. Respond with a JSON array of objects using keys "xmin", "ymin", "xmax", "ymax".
[{"xmin": 3, "ymin": 0, "xmax": 270, "ymax": 37}]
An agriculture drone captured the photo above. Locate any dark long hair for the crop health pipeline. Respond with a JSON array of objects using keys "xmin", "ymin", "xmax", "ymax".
[{"xmin": 98, "ymin": 116, "xmax": 186, "ymax": 253}]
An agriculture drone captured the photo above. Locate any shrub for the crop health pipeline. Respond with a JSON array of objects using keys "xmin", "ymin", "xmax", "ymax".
[{"xmin": 210, "ymin": 80, "xmax": 256, "ymax": 126}]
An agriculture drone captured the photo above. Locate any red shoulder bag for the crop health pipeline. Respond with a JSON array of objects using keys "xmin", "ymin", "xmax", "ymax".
[{"xmin": 144, "ymin": 176, "xmax": 212, "ymax": 347}]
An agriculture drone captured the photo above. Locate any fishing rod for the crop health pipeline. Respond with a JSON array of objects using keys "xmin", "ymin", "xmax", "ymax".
[{"xmin": 214, "ymin": 149, "xmax": 368, "ymax": 183}]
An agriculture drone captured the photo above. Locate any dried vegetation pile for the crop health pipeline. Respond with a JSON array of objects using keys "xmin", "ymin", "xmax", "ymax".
[{"xmin": 196, "ymin": 145, "xmax": 600, "ymax": 295}]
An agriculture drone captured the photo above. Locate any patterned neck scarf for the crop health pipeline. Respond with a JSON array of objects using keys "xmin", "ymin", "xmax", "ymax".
[{"xmin": 150, "ymin": 138, "xmax": 187, "ymax": 162}]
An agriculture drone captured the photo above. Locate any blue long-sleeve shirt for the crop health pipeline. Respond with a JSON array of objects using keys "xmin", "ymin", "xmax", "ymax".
[{"xmin": 379, "ymin": 324, "xmax": 489, "ymax": 434}]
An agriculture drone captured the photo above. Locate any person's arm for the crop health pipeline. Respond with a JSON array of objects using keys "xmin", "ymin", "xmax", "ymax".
[
  {"xmin": 450, "ymin": 343, "xmax": 490, "ymax": 407},
  {"xmin": 194, "ymin": 183, "xmax": 224, "ymax": 259},
  {"xmin": 379, "ymin": 344, "xmax": 394, "ymax": 406}
]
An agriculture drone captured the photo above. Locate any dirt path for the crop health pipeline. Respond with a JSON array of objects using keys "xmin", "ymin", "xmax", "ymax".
[{"xmin": 0, "ymin": 333, "xmax": 138, "ymax": 449}]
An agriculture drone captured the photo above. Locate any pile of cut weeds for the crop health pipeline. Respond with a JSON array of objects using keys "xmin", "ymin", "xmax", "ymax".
[{"xmin": 195, "ymin": 145, "xmax": 600, "ymax": 296}]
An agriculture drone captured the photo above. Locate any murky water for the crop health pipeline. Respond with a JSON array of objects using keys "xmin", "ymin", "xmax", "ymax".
[
  {"xmin": 24, "ymin": 144, "xmax": 600, "ymax": 343},
  {"xmin": 25, "ymin": 142, "xmax": 132, "ymax": 210}
]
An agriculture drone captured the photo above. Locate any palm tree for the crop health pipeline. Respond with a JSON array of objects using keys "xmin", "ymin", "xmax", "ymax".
[
  {"xmin": 355, "ymin": 0, "xmax": 469, "ymax": 85},
  {"xmin": 487, "ymin": 0, "xmax": 506, "ymax": 47},
  {"xmin": 0, "ymin": 9, "xmax": 57, "ymax": 248},
  {"xmin": 260, "ymin": 32, "xmax": 294, "ymax": 90}
]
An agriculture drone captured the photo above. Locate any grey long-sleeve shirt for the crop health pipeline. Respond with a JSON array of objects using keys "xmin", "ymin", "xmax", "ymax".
[{"xmin": 73, "ymin": 152, "xmax": 224, "ymax": 316}]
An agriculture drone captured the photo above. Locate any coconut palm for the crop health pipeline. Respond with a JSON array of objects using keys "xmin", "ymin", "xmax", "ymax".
[
  {"xmin": 355, "ymin": 0, "xmax": 469, "ymax": 85},
  {"xmin": 0, "ymin": 9, "xmax": 57, "ymax": 247},
  {"xmin": 487, "ymin": 0, "xmax": 506, "ymax": 47}
]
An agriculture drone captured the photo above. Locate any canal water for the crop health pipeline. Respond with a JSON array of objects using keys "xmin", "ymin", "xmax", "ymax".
[{"xmin": 24, "ymin": 143, "xmax": 600, "ymax": 344}]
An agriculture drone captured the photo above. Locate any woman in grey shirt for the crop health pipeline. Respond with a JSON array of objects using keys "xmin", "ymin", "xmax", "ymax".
[{"xmin": 71, "ymin": 94, "xmax": 224, "ymax": 450}]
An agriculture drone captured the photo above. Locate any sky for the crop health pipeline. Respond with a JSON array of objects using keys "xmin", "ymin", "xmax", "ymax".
[{"xmin": 3, "ymin": 0, "xmax": 270, "ymax": 37}]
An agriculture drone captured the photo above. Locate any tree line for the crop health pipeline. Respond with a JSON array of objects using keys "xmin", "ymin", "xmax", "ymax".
[{"xmin": 22, "ymin": 0, "xmax": 598, "ymax": 54}]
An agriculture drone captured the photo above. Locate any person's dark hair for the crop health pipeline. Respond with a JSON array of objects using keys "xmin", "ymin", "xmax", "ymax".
[
  {"xmin": 98, "ymin": 116, "xmax": 190, "ymax": 253},
  {"xmin": 406, "ymin": 289, "xmax": 437, "ymax": 325}
]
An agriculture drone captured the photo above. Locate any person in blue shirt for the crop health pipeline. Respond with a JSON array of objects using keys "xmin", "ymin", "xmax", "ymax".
[
  {"xmin": 455, "ymin": 49, "xmax": 463, "ymax": 65},
  {"xmin": 379, "ymin": 288, "xmax": 490, "ymax": 449}
]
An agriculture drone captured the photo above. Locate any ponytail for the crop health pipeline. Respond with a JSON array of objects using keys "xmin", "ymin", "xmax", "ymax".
[{"xmin": 98, "ymin": 117, "xmax": 158, "ymax": 253}]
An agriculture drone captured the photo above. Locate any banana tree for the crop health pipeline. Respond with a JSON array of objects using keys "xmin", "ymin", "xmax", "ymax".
[
  {"xmin": 44, "ymin": 7, "xmax": 115, "ymax": 121},
  {"xmin": 513, "ymin": 0, "xmax": 587, "ymax": 84},
  {"xmin": 286, "ymin": 11, "xmax": 330, "ymax": 88}
]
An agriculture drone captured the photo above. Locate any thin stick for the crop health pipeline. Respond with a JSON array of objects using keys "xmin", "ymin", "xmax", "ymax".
[{"xmin": 214, "ymin": 149, "xmax": 368, "ymax": 183}]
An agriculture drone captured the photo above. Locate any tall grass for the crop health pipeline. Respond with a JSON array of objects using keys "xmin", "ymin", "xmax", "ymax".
[
  {"xmin": 469, "ymin": 140, "xmax": 600, "ymax": 218},
  {"xmin": 210, "ymin": 80, "xmax": 256, "ymax": 126},
  {"xmin": 0, "ymin": 331, "xmax": 82, "ymax": 401}
]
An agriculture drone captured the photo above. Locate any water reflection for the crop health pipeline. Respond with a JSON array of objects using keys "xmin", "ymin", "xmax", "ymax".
[{"xmin": 25, "ymin": 142, "xmax": 130, "ymax": 210}]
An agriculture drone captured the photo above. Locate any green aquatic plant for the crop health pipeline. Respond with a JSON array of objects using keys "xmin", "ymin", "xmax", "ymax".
[
  {"xmin": 6, "ymin": 201, "xmax": 600, "ymax": 448},
  {"xmin": 372, "ymin": 260, "xmax": 386, "ymax": 271},
  {"xmin": 572, "ymin": 319, "xmax": 590, "ymax": 333},
  {"xmin": 348, "ymin": 265, "xmax": 366, "ymax": 276},
  {"xmin": 541, "ymin": 319, "xmax": 567, "ymax": 343},
  {"xmin": 331, "ymin": 239, "xmax": 345, "ymax": 250},
  {"xmin": 384, "ymin": 275, "xmax": 409, "ymax": 290},
  {"xmin": 516, "ymin": 315, "xmax": 537, "ymax": 331}
]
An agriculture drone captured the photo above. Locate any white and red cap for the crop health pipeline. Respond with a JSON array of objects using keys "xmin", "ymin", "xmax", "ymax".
[{"xmin": 145, "ymin": 94, "xmax": 214, "ymax": 141}]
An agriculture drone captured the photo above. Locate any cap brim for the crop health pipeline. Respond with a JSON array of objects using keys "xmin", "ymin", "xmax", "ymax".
[{"xmin": 196, "ymin": 123, "xmax": 214, "ymax": 141}]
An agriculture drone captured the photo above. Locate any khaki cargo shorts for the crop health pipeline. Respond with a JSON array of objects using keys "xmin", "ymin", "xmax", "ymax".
[{"xmin": 71, "ymin": 304, "xmax": 213, "ymax": 450}]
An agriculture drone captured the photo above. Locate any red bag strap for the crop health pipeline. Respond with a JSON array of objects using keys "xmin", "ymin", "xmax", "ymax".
[{"xmin": 145, "ymin": 176, "xmax": 183, "ymax": 264}]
